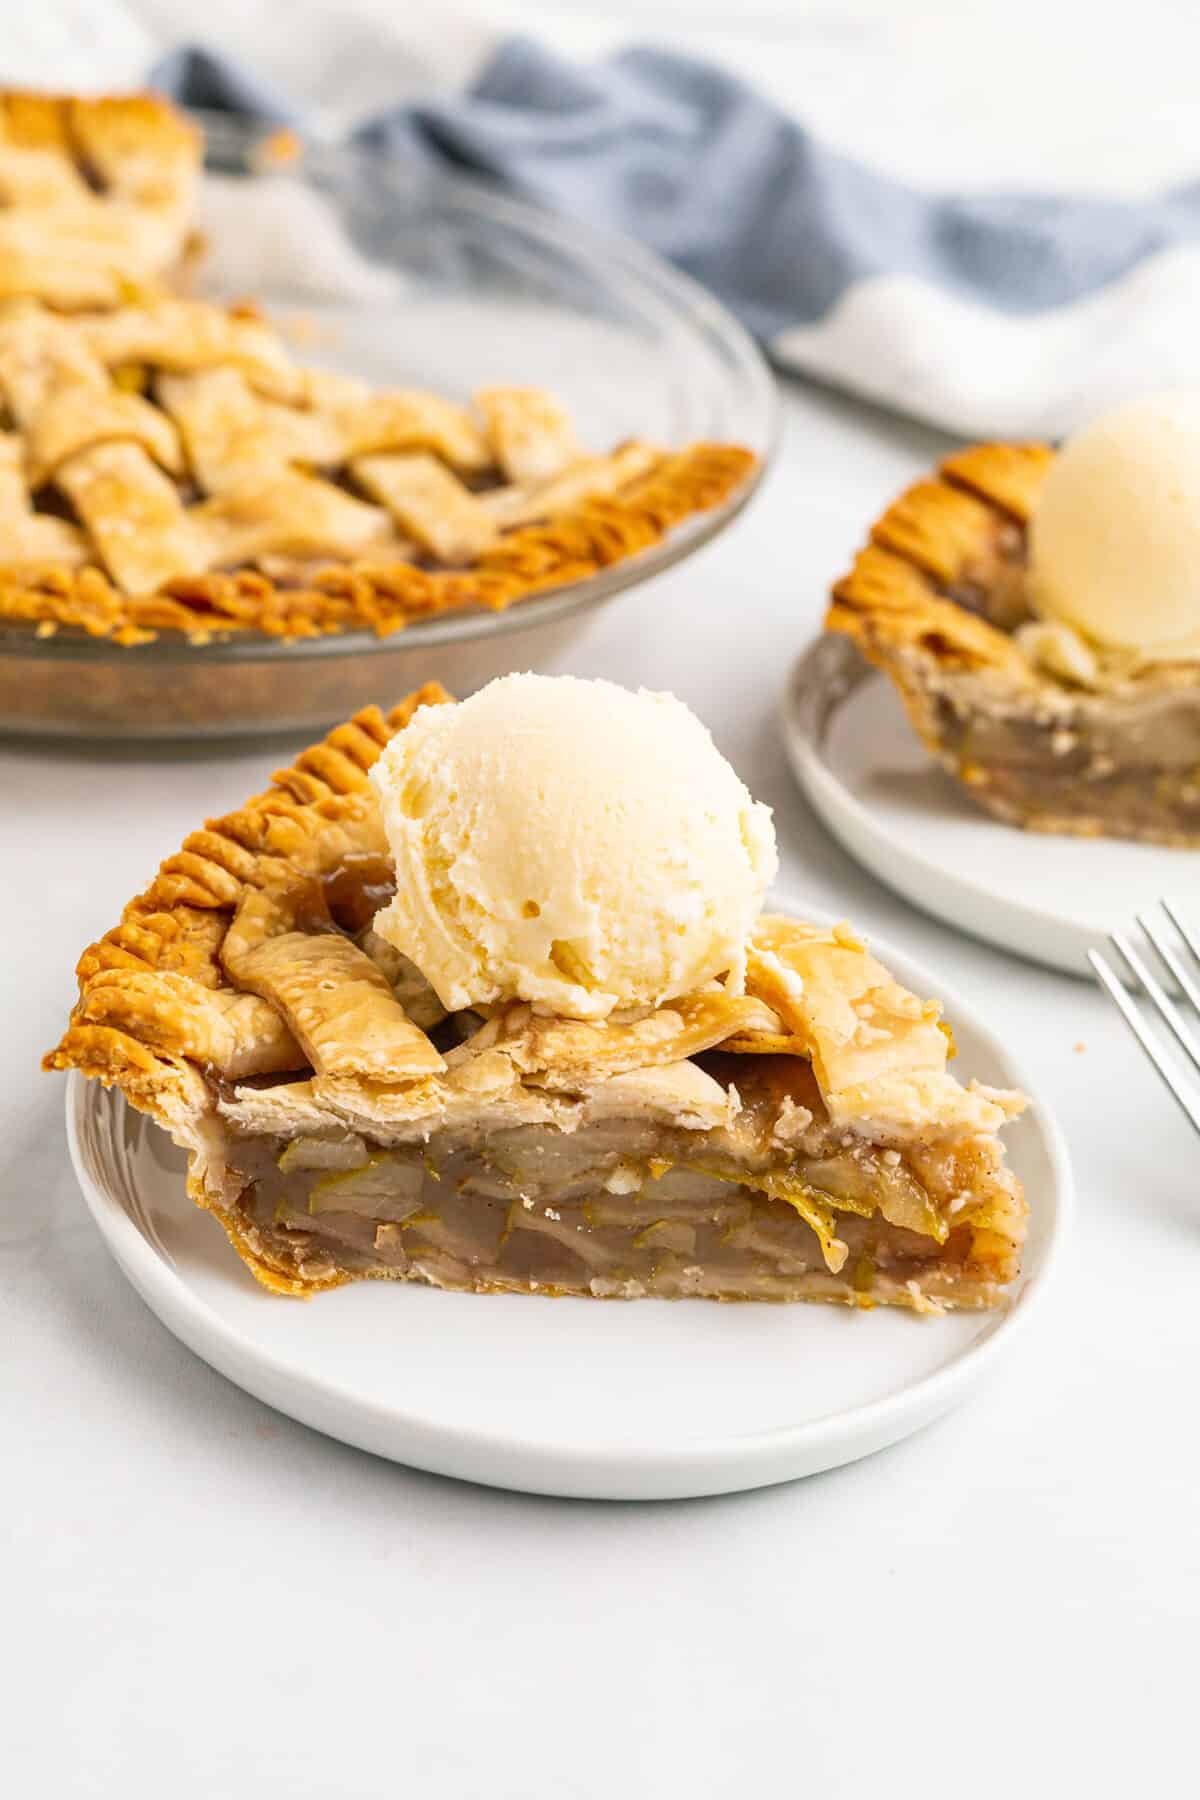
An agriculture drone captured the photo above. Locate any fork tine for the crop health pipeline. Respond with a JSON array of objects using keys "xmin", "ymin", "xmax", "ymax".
[
  {"xmin": 1138, "ymin": 905, "xmax": 1200, "ymax": 1014},
  {"xmin": 1162, "ymin": 898, "xmax": 1200, "ymax": 970},
  {"xmin": 1089, "ymin": 947, "xmax": 1200, "ymax": 1134},
  {"xmin": 1111, "ymin": 928, "xmax": 1200, "ymax": 1077}
]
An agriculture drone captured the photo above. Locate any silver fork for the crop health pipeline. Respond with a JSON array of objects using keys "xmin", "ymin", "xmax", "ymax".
[{"xmin": 1089, "ymin": 899, "xmax": 1200, "ymax": 1132}]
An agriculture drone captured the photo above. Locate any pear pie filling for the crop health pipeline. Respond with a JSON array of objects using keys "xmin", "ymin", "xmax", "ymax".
[
  {"xmin": 222, "ymin": 1130, "xmax": 1001, "ymax": 1305},
  {"xmin": 201, "ymin": 849, "xmax": 1021, "ymax": 1306},
  {"xmin": 46, "ymin": 684, "xmax": 1027, "ymax": 1313},
  {"xmin": 208, "ymin": 1044, "xmax": 1019, "ymax": 1307}
]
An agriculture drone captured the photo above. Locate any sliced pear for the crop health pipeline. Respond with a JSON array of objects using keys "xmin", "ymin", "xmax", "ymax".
[
  {"xmin": 632, "ymin": 1219, "xmax": 697, "ymax": 1254},
  {"xmin": 278, "ymin": 1132, "xmax": 367, "ymax": 1174},
  {"xmin": 308, "ymin": 1151, "xmax": 425, "ymax": 1217}
]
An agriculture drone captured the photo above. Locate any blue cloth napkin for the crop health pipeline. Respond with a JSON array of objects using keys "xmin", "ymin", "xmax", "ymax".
[{"xmin": 154, "ymin": 37, "xmax": 1200, "ymax": 440}]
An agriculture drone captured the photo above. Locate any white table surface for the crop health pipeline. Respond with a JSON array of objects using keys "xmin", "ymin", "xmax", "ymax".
[{"xmin": 6, "ymin": 372, "xmax": 1199, "ymax": 1794}]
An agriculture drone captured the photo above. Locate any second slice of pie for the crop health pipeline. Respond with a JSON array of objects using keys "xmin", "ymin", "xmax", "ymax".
[{"xmin": 827, "ymin": 394, "xmax": 1200, "ymax": 847}]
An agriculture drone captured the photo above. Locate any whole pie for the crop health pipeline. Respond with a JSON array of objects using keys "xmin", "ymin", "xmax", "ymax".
[
  {"xmin": 827, "ymin": 442, "xmax": 1200, "ymax": 847},
  {"xmin": 45, "ymin": 683, "xmax": 1028, "ymax": 1313},
  {"xmin": 0, "ymin": 90, "xmax": 755, "ymax": 645}
]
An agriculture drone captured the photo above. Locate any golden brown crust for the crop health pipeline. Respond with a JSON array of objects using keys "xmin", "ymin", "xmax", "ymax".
[
  {"xmin": 0, "ymin": 435, "xmax": 755, "ymax": 645},
  {"xmin": 826, "ymin": 488, "xmax": 1040, "ymax": 788},
  {"xmin": 0, "ymin": 90, "xmax": 198, "ymax": 172},
  {"xmin": 869, "ymin": 477, "xmax": 1005, "ymax": 587},
  {"xmin": 0, "ymin": 90, "xmax": 200, "ymax": 310},
  {"xmin": 202, "ymin": 1194, "xmax": 352, "ymax": 1297},
  {"xmin": 44, "ymin": 682, "xmax": 453, "ymax": 1096},
  {"xmin": 830, "ymin": 542, "xmax": 1031, "ymax": 678},
  {"xmin": 940, "ymin": 442, "xmax": 1054, "ymax": 521},
  {"xmin": 828, "ymin": 442, "xmax": 1053, "ymax": 673},
  {"xmin": 827, "ymin": 444, "xmax": 1053, "ymax": 706}
]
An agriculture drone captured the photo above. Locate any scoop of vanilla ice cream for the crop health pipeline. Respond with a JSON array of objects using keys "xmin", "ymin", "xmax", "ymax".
[
  {"xmin": 1029, "ymin": 392, "xmax": 1200, "ymax": 658},
  {"xmin": 369, "ymin": 673, "xmax": 777, "ymax": 1020}
]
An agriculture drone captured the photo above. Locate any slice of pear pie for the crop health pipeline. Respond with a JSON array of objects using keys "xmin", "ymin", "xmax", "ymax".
[{"xmin": 46, "ymin": 681, "xmax": 1027, "ymax": 1312}]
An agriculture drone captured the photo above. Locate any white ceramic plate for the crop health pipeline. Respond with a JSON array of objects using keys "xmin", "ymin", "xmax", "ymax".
[
  {"xmin": 65, "ymin": 908, "xmax": 1068, "ymax": 1500},
  {"xmin": 783, "ymin": 637, "xmax": 1199, "ymax": 976}
]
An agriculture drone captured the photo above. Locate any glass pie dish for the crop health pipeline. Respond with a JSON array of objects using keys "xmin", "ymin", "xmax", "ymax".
[{"xmin": 0, "ymin": 114, "xmax": 773, "ymax": 739}]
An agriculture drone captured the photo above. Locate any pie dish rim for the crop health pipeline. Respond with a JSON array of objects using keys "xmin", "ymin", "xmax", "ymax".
[{"xmin": 0, "ymin": 441, "xmax": 766, "ymax": 665}]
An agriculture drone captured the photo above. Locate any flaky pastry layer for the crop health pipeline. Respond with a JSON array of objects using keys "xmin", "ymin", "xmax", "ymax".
[{"xmin": 0, "ymin": 90, "xmax": 200, "ymax": 310}]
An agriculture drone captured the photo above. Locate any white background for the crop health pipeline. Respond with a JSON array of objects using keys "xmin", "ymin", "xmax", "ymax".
[{"xmin": 7, "ymin": 3, "xmax": 1200, "ymax": 1794}]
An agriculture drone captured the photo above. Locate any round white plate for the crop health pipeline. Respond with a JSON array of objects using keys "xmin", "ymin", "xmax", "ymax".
[
  {"xmin": 66, "ymin": 913, "xmax": 1068, "ymax": 1501},
  {"xmin": 783, "ymin": 637, "xmax": 1198, "ymax": 976}
]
